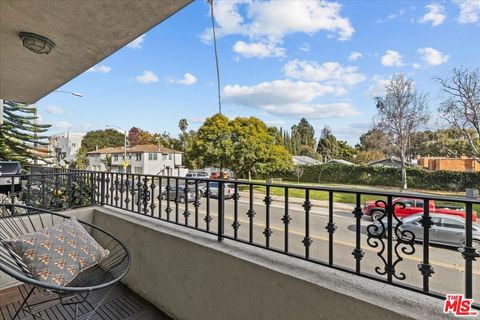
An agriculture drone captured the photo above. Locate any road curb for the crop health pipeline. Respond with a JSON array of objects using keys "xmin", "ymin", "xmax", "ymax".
[{"xmin": 238, "ymin": 191, "xmax": 354, "ymax": 211}]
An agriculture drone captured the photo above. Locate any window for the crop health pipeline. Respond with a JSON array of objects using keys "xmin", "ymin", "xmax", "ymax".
[
  {"xmin": 430, "ymin": 217, "xmax": 442, "ymax": 227},
  {"xmin": 148, "ymin": 153, "xmax": 158, "ymax": 161},
  {"xmin": 134, "ymin": 167, "xmax": 143, "ymax": 174},
  {"xmin": 162, "ymin": 154, "xmax": 167, "ymax": 160},
  {"xmin": 402, "ymin": 199, "xmax": 415, "ymax": 207},
  {"xmin": 442, "ymin": 218, "xmax": 464, "ymax": 230},
  {"xmin": 415, "ymin": 200, "xmax": 424, "ymax": 208},
  {"xmin": 113, "ymin": 154, "xmax": 118, "ymax": 161},
  {"xmin": 169, "ymin": 154, "xmax": 172, "ymax": 160},
  {"xmin": 135, "ymin": 153, "xmax": 141, "ymax": 161},
  {"xmin": 72, "ymin": 143, "xmax": 76, "ymax": 148}
]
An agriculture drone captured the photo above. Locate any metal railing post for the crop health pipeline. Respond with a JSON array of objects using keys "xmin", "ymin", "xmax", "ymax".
[
  {"xmin": 100, "ymin": 172, "xmax": 106, "ymax": 206},
  {"xmin": 218, "ymin": 180, "xmax": 224, "ymax": 241}
]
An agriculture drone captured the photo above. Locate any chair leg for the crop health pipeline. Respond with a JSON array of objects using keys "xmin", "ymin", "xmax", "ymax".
[{"xmin": 12, "ymin": 286, "xmax": 35, "ymax": 320}]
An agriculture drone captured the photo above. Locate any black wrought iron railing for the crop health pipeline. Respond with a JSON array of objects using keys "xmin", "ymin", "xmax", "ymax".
[{"xmin": 3, "ymin": 167, "xmax": 480, "ymax": 308}]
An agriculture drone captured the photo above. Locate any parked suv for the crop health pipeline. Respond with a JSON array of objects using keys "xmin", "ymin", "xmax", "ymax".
[{"xmin": 0, "ymin": 161, "xmax": 22, "ymax": 194}]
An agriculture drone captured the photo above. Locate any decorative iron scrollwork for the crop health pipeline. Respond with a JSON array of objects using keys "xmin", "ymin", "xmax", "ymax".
[{"xmin": 366, "ymin": 199, "xmax": 416, "ymax": 281}]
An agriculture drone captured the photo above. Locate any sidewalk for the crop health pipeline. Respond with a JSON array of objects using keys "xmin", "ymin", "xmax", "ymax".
[{"xmin": 238, "ymin": 191, "xmax": 354, "ymax": 211}]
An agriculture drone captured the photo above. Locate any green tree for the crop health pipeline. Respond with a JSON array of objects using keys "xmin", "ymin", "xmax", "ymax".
[
  {"xmin": 291, "ymin": 118, "xmax": 316, "ymax": 152},
  {"xmin": 81, "ymin": 129, "xmax": 124, "ymax": 152},
  {"xmin": 357, "ymin": 128, "xmax": 393, "ymax": 156},
  {"xmin": 188, "ymin": 113, "xmax": 233, "ymax": 172},
  {"xmin": 317, "ymin": 126, "xmax": 356, "ymax": 162},
  {"xmin": 230, "ymin": 117, "xmax": 272, "ymax": 180},
  {"xmin": 260, "ymin": 145, "xmax": 294, "ymax": 177},
  {"xmin": 316, "ymin": 126, "xmax": 337, "ymax": 161},
  {"xmin": 354, "ymin": 150, "xmax": 385, "ymax": 164},
  {"xmin": 0, "ymin": 100, "xmax": 50, "ymax": 163},
  {"xmin": 187, "ymin": 114, "xmax": 293, "ymax": 179}
]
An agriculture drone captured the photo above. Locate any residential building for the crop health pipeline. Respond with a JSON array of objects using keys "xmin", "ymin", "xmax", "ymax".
[
  {"xmin": 418, "ymin": 156, "xmax": 480, "ymax": 172},
  {"xmin": 48, "ymin": 131, "xmax": 85, "ymax": 166},
  {"xmin": 292, "ymin": 155, "xmax": 322, "ymax": 166},
  {"xmin": 325, "ymin": 159, "xmax": 355, "ymax": 165},
  {"xmin": 367, "ymin": 157, "xmax": 415, "ymax": 168},
  {"xmin": 87, "ymin": 144, "xmax": 185, "ymax": 175}
]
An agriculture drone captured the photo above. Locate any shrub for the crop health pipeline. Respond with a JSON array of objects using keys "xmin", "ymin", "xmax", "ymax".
[{"xmin": 283, "ymin": 164, "xmax": 480, "ymax": 192}]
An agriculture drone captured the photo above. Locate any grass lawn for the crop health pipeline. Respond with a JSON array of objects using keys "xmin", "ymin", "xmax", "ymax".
[{"xmin": 237, "ymin": 180, "xmax": 479, "ymax": 211}]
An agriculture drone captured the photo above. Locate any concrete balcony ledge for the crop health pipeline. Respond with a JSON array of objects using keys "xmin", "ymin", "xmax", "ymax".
[
  {"xmin": 3, "ymin": 206, "xmax": 454, "ymax": 320},
  {"xmin": 74, "ymin": 206, "xmax": 454, "ymax": 320}
]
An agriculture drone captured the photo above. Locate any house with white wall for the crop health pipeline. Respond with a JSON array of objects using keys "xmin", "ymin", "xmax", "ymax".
[
  {"xmin": 48, "ymin": 131, "xmax": 85, "ymax": 166},
  {"xmin": 87, "ymin": 144, "xmax": 185, "ymax": 176}
]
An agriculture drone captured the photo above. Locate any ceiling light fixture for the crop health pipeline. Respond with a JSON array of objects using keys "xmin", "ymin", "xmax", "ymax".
[{"xmin": 19, "ymin": 32, "xmax": 55, "ymax": 55}]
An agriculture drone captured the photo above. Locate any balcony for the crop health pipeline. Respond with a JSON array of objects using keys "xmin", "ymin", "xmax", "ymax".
[{"xmin": 0, "ymin": 167, "xmax": 478, "ymax": 319}]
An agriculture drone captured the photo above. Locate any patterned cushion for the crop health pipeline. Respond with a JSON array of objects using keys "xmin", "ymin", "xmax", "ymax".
[{"xmin": 3, "ymin": 217, "xmax": 109, "ymax": 286}]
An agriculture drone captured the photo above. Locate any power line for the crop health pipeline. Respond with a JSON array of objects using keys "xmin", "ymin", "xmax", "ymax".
[{"xmin": 209, "ymin": 0, "xmax": 222, "ymax": 114}]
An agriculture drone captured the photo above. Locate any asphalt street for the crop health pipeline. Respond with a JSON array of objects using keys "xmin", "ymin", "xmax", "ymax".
[{"xmin": 110, "ymin": 190, "xmax": 479, "ymax": 300}]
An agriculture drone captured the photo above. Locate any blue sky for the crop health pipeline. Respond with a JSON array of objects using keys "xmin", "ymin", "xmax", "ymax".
[{"xmin": 37, "ymin": 0, "xmax": 480, "ymax": 145}]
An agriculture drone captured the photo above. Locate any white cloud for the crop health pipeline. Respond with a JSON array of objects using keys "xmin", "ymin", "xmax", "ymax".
[
  {"xmin": 299, "ymin": 42, "xmax": 311, "ymax": 52},
  {"xmin": 45, "ymin": 105, "xmax": 64, "ymax": 115},
  {"xmin": 54, "ymin": 121, "xmax": 72, "ymax": 129},
  {"xmin": 260, "ymin": 102, "xmax": 359, "ymax": 118},
  {"xmin": 412, "ymin": 63, "xmax": 421, "ymax": 69},
  {"xmin": 169, "ymin": 73, "xmax": 197, "ymax": 86},
  {"xmin": 223, "ymin": 79, "xmax": 359, "ymax": 119},
  {"xmin": 418, "ymin": 47, "xmax": 449, "ymax": 65},
  {"xmin": 376, "ymin": 9, "xmax": 406, "ymax": 23},
  {"xmin": 233, "ymin": 40, "xmax": 286, "ymax": 58},
  {"xmin": 365, "ymin": 76, "xmax": 390, "ymax": 97},
  {"xmin": 127, "ymin": 34, "xmax": 146, "ymax": 49},
  {"xmin": 224, "ymin": 80, "xmax": 342, "ymax": 106},
  {"xmin": 348, "ymin": 51, "xmax": 363, "ymax": 61},
  {"xmin": 283, "ymin": 60, "xmax": 365, "ymax": 88},
  {"xmin": 202, "ymin": 0, "xmax": 354, "ymax": 57},
  {"xmin": 381, "ymin": 50, "xmax": 405, "ymax": 67},
  {"xmin": 136, "ymin": 70, "xmax": 159, "ymax": 84},
  {"xmin": 454, "ymin": 0, "xmax": 480, "ymax": 24},
  {"xmin": 419, "ymin": 3, "xmax": 446, "ymax": 26},
  {"xmin": 87, "ymin": 64, "xmax": 112, "ymax": 73}
]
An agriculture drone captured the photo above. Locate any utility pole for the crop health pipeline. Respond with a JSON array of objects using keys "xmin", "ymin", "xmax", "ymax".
[{"xmin": 209, "ymin": 0, "xmax": 222, "ymax": 114}]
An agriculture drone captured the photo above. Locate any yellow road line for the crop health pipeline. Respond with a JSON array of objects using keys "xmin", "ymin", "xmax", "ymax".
[{"xmin": 205, "ymin": 213, "xmax": 480, "ymax": 275}]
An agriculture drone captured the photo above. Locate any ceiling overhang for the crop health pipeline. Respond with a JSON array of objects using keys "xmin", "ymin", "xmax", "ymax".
[{"xmin": 0, "ymin": 0, "xmax": 192, "ymax": 104}]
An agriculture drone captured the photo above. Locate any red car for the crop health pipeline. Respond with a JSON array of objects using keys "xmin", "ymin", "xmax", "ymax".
[{"xmin": 363, "ymin": 197, "xmax": 478, "ymax": 222}]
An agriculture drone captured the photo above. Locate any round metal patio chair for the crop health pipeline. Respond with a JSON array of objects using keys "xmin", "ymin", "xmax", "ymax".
[{"xmin": 0, "ymin": 204, "xmax": 131, "ymax": 319}]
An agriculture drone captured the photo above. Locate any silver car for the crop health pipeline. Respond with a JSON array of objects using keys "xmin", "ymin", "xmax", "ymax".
[
  {"xmin": 201, "ymin": 182, "xmax": 235, "ymax": 199},
  {"xmin": 372, "ymin": 213, "xmax": 480, "ymax": 251}
]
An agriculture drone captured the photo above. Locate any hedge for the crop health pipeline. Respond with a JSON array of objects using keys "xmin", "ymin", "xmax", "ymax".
[{"xmin": 283, "ymin": 164, "xmax": 480, "ymax": 192}]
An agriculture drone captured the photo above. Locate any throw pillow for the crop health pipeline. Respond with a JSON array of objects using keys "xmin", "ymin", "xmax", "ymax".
[{"xmin": 3, "ymin": 217, "xmax": 109, "ymax": 287}]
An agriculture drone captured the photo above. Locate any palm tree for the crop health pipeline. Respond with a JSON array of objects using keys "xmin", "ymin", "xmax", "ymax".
[{"xmin": 178, "ymin": 119, "xmax": 188, "ymax": 134}]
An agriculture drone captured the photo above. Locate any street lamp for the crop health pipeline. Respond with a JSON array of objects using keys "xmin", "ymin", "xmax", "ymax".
[
  {"xmin": 53, "ymin": 90, "xmax": 83, "ymax": 97},
  {"xmin": 106, "ymin": 125, "xmax": 128, "ymax": 173}
]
